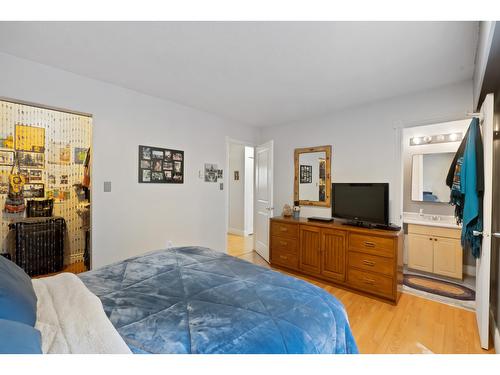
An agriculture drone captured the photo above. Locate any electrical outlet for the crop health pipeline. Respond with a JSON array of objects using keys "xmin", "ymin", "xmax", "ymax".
[{"xmin": 104, "ymin": 181, "xmax": 112, "ymax": 192}]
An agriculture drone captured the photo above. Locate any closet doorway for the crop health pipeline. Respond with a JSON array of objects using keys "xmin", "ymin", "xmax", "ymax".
[
  {"xmin": 0, "ymin": 98, "xmax": 92, "ymax": 278},
  {"xmin": 226, "ymin": 138, "xmax": 255, "ymax": 258}
]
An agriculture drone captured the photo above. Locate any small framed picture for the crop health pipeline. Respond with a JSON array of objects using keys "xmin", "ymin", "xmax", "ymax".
[
  {"xmin": 152, "ymin": 149, "xmax": 164, "ymax": 159},
  {"xmin": 151, "ymin": 172, "xmax": 164, "ymax": 182},
  {"xmin": 140, "ymin": 160, "xmax": 151, "ymax": 169},
  {"xmin": 152, "ymin": 159, "xmax": 162, "ymax": 172},
  {"xmin": 205, "ymin": 163, "xmax": 218, "ymax": 182},
  {"xmin": 0, "ymin": 150, "xmax": 14, "ymax": 166},
  {"xmin": 300, "ymin": 165, "xmax": 312, "ymax": 183},
  {"xmin": 18, "ymin": 151, "xmax": 45, "ymax": 168},
  {"xmin": 29, "ymin": 170, "xmax": 43, "ymax": 182},
  {"xmin": 141, "ymin": 146, "xmax": 151, "ymax": 160},
  {"xmin": 23, "ymin": 183, "xmax": 45, "ymax": 198}
]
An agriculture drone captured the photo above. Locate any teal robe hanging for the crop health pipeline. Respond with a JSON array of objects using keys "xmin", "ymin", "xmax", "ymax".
[{"xmin": 459, "ymin": 118, "xmax": 484, "ymax": 258}]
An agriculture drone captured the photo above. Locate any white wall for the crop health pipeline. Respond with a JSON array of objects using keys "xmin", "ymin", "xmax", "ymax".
[
  {"xmin": 228, "ymin": 143, "xmax": 245, "ymax": 235},
  {"xmin": 0, "ymin": 52, "xmax": 259, "ymax": 268},
  {"xmin": 244, "ymin": 146, "xmax": 254, "ymax": 235},
  {"xmin": 260, "ymin": 80, "xmax": 474, "ymax": 225}
]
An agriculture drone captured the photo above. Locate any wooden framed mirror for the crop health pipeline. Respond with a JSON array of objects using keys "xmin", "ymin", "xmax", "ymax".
[{"xmin": 294, "ymin": 145, "xmax": 331, "ymax": 207}]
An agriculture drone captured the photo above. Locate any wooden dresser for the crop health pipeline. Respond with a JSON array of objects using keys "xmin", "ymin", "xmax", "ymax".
[{"xmin": 270, "ymin": 216, "xmax": 404, "ymax": 304}]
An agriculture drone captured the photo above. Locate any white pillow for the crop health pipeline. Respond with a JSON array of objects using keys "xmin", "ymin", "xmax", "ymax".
[{"xmin": 32, "ymin": 273, "xmax": 131, "ymax": 354}]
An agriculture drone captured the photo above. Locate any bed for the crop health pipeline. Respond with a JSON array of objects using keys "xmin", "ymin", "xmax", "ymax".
[
  {"xmin": 78, "ymin": 246, "xmax": 358, "ymax": 354},
  {"xmin": 0, "ymin": 245, "xmax": 357, "ymax": 354}
]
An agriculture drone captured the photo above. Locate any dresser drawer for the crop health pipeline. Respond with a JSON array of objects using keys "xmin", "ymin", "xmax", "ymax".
[
  {"xmin": 271, "ymin": 221, "xmax": 299, "ymax": 239},
  {"xmin": 349, "ymin": 233, "xmax": 394, "ymax": 258},
  {"xmin": 271, "ymin": 235, "xmax": 298, "ymax": 255},
  {"xmin": 348, "ymin": 268, "xmax": 394, "ymax": 299},
  {"xmin": 348, "ymin": 251, "xmax": 393, "ymax": 276},
  {"xmin": 272, "ymin": 248, "xmax": 299, "ymax": 270}
]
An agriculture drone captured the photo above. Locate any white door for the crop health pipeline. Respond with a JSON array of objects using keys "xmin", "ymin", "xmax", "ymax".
[
  {"xmin": 476, "ymin": 93, "xmax": 494, "ymax": 349},
  {"xmin": 254, "ymin": 140, "xmax": 273, "ymax": 262}
]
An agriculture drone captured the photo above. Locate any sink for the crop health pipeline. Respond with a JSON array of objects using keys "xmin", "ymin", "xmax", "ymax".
[{"xmin": 403, "ymin": 212, "xmax": 461, "ymax": 228}]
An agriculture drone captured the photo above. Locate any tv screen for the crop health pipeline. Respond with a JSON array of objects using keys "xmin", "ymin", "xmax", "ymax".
[{"xmin": 332, "ymin": 183, "xmax": 389, "ymax": 225}]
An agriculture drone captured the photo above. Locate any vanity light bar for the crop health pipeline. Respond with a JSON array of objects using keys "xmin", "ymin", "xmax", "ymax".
[{"xmin": 410, "ymin": 132, "xmax": 463, "ymax": 146}]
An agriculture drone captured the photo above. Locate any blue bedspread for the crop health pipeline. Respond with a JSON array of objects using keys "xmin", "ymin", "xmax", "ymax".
[{"xmin": 79, "ymin": 246, "xmax": 358, "ymax": 354}]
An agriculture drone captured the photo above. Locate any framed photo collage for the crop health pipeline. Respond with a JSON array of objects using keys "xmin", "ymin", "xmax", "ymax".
[{"xmin": 138, "ymin": 145, "xmax": 184, "ymax": 184}]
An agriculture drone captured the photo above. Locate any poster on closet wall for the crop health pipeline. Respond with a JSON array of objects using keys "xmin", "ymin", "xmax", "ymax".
[
  {"xmin": 18, "ymin": 151, "xmax": 45, "ymax": 168},
  {"xmin": 15, "ymin": 124, "xmax": 45, "ymax": 153},
  {"xmin": 138, "ymin": 145, "xmax": 184, "ymax": 183},
  {"xmin": 0, "ymin": 150, "xmax": 14, "ymax": 166}
]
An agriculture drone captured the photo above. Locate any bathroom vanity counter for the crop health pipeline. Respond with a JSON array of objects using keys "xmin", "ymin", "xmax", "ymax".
[{"xmin": 403, "ymin": 212, "xmax": 461, "ymax": 229}]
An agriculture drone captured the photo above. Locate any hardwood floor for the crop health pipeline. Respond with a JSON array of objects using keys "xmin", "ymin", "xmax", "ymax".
[
  {"xmin": 31, "ymin": 261, "xmax": 87, "ymax": 279},
  {"xmin": 227, "ymin": 234, "xmax": 494, "ymax": 354},
  {"xmin": 227, "ymin": 233, "xmax": 255, "ymax": 257}
]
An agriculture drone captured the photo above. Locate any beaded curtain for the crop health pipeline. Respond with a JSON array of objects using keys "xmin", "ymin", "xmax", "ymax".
[{"xmin": 0, "ymin": 100, "xmax": 92, "ymax": 264}]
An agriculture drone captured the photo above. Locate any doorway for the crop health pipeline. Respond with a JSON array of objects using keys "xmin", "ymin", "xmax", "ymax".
[{"xmin": 227, "ymin": 139, "xmax": 254, "ymax": 257}]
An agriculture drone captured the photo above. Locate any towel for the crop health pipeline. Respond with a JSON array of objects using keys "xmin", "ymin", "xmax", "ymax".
[{"xmin": 446, "ymin": 118, "xmax": 484, "ymax": 258}]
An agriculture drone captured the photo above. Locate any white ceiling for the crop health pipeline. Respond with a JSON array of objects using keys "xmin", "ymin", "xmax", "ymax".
[{"xmin": 0, "ymin": 22, "xmax": 478, "ymax": 127}]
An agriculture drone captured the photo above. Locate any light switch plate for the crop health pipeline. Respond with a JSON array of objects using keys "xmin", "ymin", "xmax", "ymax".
[{"xmin": 104, "ymin": 181, "xmax": 112, "ymax": 192}]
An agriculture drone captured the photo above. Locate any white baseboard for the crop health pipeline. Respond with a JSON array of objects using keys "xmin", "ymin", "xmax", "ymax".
[
  {"xmin": 228, "ymin": 228, "xmax": 253, "ymax": 236},
  {"xmin": 464, "ymin": 265, "xmax": 476, "ymax": 277}
]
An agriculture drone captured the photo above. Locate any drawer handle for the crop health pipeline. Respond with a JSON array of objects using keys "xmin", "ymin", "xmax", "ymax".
[
  {"xmin": 280, "ymin": 241, "xmax": 288, "ymax": 246},
  {"xmin": 362, "ymin": 260, "xmax": 375, "ymax": 266},
  {"xmin": 279, "ymin": 255, "xmax": 288, "ymax": 260},
  {"xmin": 280, "ymin": 227, "xmax": 288, "ymax": 232},
  {"xmin": 362, "ymin": 277, "xmax": 375, "ymax": 285},
  {"xmin": 364, "ymin": 241, "xmax": 376, "ymax": 248}
]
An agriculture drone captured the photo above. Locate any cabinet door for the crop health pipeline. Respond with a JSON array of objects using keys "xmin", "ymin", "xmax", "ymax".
[
  {"xmin": 407, "ymin": 234, "xmax": 434, "ymax": 273},
  {"xmin": 321, "ymin": 229, "xmax": 347, "ymax": 281},
  {"xmin": 433, "ymin": 237, "xmax": 463, "ymax": 279},
  {"xmin": 299, "ymin": 225, "xmax": 321, "ymax": 274}
]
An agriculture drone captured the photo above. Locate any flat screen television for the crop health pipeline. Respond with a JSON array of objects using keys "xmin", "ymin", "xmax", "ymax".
[{"xmin": 332, "ymin": 183, "xmax": 389, "ymax": 226}]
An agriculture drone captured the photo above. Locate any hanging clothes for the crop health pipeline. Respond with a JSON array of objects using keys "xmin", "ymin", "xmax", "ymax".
[{"xmin": 446, "ymin": 117, "xmax": 484, "ymax": 258}]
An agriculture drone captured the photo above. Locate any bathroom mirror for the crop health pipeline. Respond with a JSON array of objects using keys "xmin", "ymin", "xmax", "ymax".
[
  {"xmin": 411, "ymin": 152, "xmax": 454, "ymax": 203},
  {"xmin": 294, "ymin": 145, "xmax": 331, "ymax": 207}
]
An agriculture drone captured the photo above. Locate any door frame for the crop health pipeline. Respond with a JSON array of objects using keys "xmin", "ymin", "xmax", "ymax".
[{"xmin": 224, "ymin": 137, "xmax": 255, "ymax": 252}]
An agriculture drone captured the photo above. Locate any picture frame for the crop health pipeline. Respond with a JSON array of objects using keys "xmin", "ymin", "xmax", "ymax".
[
  {"xmin": 0, "ymin": 149, "xmax": 14, "ymax": 166},
  {"xmin": 15, "ymin": 124, "xmax": 45, "ymax": 153},
  {"xmin": 74, "ymin": 147, "xmax": 88, "ymax": 164},
  {"xmin": 138, "ymin": 145, "xmax": 184, "ymax": 184},
  {"xmin": 23, "ymin": 183, "xmax": 45, "ymax": 198},
  {"xmin": 300, "ymin": 165, "xmax": 312, "ymax": 183},
  {"xmin": 18, "ymin": 151, "xmax": 45, "ymax": 168},
  {"xmin": 205, "ymin": 163, "xmax": 218, "ymax": 182}
]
